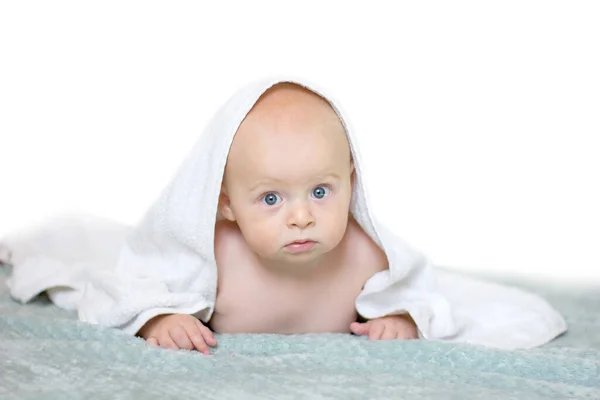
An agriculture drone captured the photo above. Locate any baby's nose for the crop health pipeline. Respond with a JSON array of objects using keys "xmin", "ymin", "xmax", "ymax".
[{"xmin": 287, "ymin": 202, "xmax": 314, "ymax": 228}]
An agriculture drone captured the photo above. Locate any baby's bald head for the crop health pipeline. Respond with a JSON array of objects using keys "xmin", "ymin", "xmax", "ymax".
[
  {"xmin": 247, "ymin": 82, "xmax": 340, "ymax": 130},
  {"xmin": 224, "ymin": 82, "xmax": 352, "ymax": 186}
]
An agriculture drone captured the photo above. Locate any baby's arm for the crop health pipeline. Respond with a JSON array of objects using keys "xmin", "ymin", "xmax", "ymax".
[{"xmin": 137, "ymin": 314, "xmax": 217, "ymax": 354}]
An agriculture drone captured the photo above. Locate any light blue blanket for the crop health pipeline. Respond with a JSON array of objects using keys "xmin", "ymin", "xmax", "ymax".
[{"xmin": 1, "ymin": 266, "xmax": 598, "ymax": 399}]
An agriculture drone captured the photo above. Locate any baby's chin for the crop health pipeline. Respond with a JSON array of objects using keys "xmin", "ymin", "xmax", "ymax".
[{"xmin": 257, "ymin": 243, "xmax": 334, "ymax": 265}]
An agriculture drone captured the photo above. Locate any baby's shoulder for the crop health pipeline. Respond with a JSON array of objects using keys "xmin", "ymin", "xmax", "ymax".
[{"xmin": 343, "ymin": 217, "xmax": 389, "ymax": 275}]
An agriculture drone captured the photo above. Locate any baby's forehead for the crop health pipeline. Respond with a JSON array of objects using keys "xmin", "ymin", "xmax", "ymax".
[{"xmin": 224, "ymin": 83, "xmax": 351, "ymax": 180}]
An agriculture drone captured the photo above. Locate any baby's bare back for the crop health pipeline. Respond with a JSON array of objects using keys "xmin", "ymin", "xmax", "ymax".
[{"xmin": 209, "ymin": 219, "xmax": 387, "ymax": 334}]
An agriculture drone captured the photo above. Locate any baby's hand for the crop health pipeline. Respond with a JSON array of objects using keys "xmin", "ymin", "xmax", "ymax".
[
  {"xmin": 350, "ymin": 314, "xmax": 418, "ymax": 341},
  {"xmin": 137, "ymin": 314, "xmax": 217, "ymax": 354}
]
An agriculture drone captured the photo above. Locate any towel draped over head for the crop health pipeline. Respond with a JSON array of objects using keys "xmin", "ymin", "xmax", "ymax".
[{"xmin": 3, "ymin": 76, "xmax": 567, "ymax": 349}]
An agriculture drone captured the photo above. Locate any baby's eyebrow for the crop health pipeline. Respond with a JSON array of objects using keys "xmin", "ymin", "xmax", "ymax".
[
  {"xmin": 320, "ymin": 172, "xmax": 341, "ymax": 181},
  {"xmin": 248, "ymin": 178, "xmax": 285, "ymax": 192}
]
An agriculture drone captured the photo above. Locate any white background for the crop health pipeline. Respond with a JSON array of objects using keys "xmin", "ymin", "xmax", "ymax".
[{"xmin": 1, "ymin": 1, "xmax": 598, "ymax": 285}]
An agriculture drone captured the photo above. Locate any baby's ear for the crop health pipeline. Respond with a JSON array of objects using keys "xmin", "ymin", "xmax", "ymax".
[{"xmin": 218, "ymin": 186, "xmax": 236, "ymax": 222}]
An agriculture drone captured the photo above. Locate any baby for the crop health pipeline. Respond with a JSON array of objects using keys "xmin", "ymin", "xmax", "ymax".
[{"xmin": 137, "ymin": 83, "xmax": 418, "ymax": 354}]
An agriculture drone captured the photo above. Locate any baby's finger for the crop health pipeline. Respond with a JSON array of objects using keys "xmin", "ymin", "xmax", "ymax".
[
  {"xmin": 185, "ymin": 321, "xmax": 211, "ymax": 354},
  {"xmin": 381, "ymin": 324, "xmax": 397, "ymax": 340},
  {"xmin": 396, "ymin": 330, "xmax": 409, "ymax": 340},
  {"xmin": 196, "ymin": 321, "xmax": 217, "ymax": 347},
  {"xmin": 146, "ymin": 337, "xmax": 159, "ymax": 347},
  {"xmin": 349, "ymin": 322, "xmax": 369, "ymax": 336},
  {"xmin": 396, "ymin": 327, "xmax": 417, "ymax": 340},
  {"xmin": 188, "ymin": 331, "xmax": 210, "ymax": 355},
  {"xmin": 368, "ymin": 322, "xmax": 385, "ymax": 341},
  {"xmin": 159, "ymin": 335, "xmax": 179, "ymax": 350},
  {"xmin": 169, "ymin": 325, "xmax": 194, "ymax": 350}
]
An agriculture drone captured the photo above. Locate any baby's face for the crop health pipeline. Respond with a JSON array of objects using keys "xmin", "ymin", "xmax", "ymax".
[{"xmin": 221, "ymin": 83, "xmax": 353, "ymax": 265}]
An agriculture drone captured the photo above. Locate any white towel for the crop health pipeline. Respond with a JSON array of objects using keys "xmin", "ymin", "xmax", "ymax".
[{"xmin": 2, "ymin": 76, "xmax": 567, "ymax": 349}]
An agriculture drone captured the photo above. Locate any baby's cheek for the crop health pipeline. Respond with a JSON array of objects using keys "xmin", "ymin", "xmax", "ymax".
[
  {"xmin": 248, "ymin": 220, "xmax": 280, "ymax": 253},
  {"xmin": 322, "ymin": 212, "xmax": 347, "ymax": 247}
]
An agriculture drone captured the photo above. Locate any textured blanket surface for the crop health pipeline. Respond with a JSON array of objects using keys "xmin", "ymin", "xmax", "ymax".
[{"xmin": 1, "ymin": 266, "xmax": 599, "ymax": 400}]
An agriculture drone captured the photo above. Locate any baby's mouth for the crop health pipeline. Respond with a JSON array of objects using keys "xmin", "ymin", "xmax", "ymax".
[{"xmin": 284, "ymin": 240, "xmax": 317, "ymax": 253}]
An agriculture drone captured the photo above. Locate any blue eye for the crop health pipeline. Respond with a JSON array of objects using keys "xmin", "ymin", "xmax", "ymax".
[
  {"xmin": 262, "ymin": 193, "xmax": 281, "ymax": 206},
  {"xmin": 312, "ymin": 186, "xmax": 330, "ymax": 199}
]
